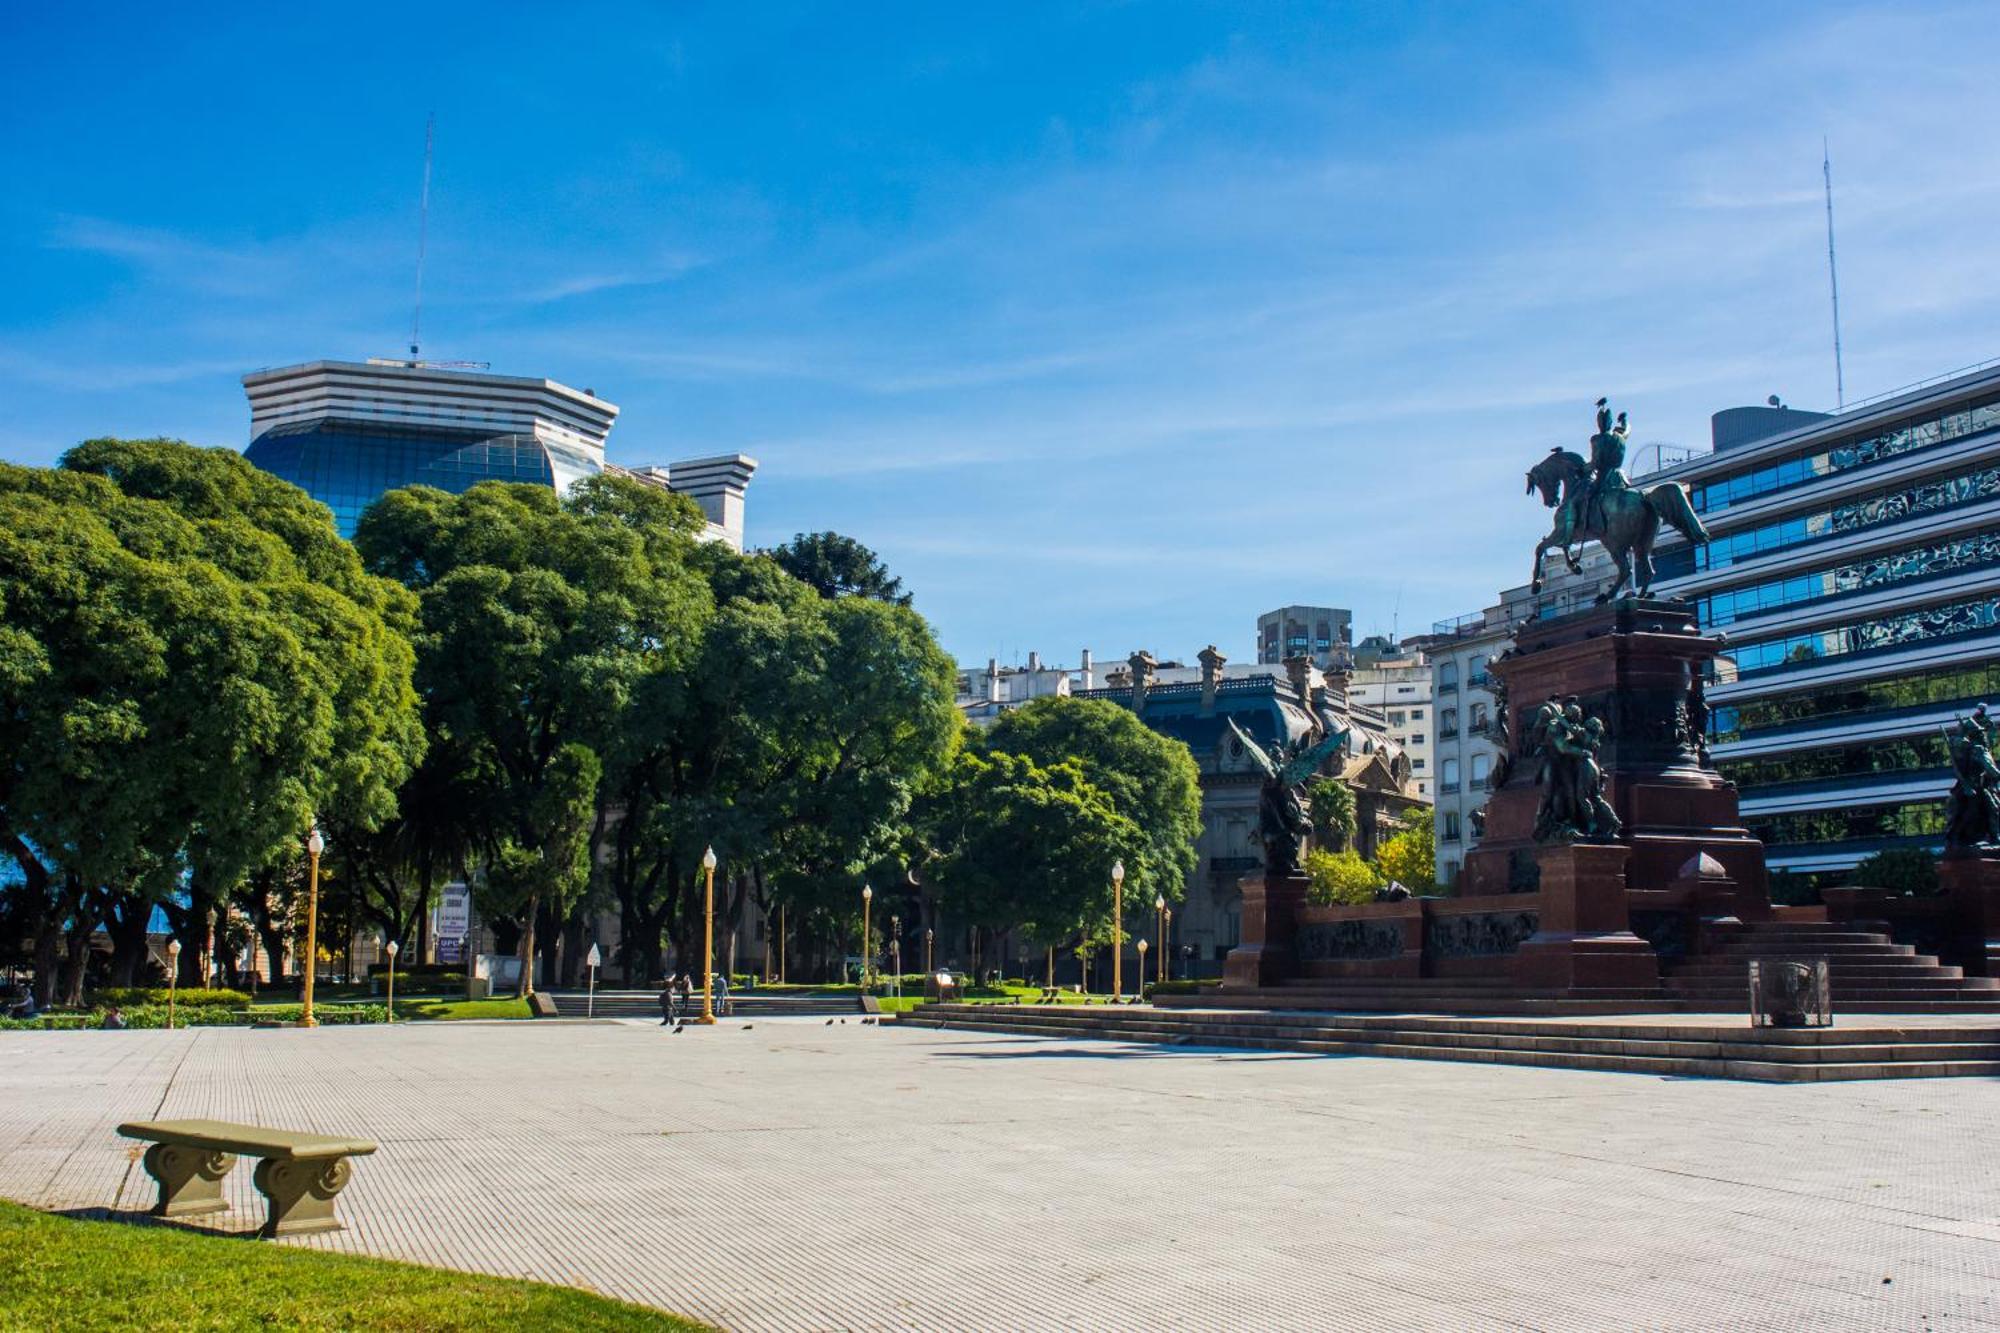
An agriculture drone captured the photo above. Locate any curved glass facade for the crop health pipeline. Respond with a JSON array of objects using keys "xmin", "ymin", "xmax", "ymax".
[{"xmin": 244, "ymin": 422, "xmax": 561, "ymax": 536}]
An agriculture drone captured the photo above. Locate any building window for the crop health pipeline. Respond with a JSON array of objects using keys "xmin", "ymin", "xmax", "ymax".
[
  {"xmin": 1439, "ymin": 707, "xmax": 1459, "ymax": 739},
  {"xmin": 1443, "ymin": 811, "xmax": 1461, "ymax": 841},
  {"xmin": 1469, "ymin": 654, "xmax": 1489, "ymax": 688},
  {"xmin": 1441, "ymin": 758, "xmax": 1460, "ymax": 794},
  {"xmin": 1409, "ymin": 708, "xmax": 1424, "ymax": 720},
  {"xmin": 1396, "ymin": 685, "xmax": 1415, "ymax": 694},
  {"xmin": 1438, "ymin": 662, "xmax": 1458, "ymax": 694},
  {"xmin": 1388, "ymin": 710, "xmax": 1406, "ymax": 724},
  {"xmin": 1411, "ymin": 758, "xmax": 1424, "ymax": 771},
  {"xmin": 1471, "ymin": 753, "xmax": 1491, "ymax": 789},
  {"xmin": 1470, "ymin": 702, "xmax": 1488, "ymax": 732}
]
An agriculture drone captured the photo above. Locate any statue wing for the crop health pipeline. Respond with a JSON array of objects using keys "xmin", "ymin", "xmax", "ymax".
[
  {"xmin": 1225, "ymin": 717, "xmax": 1279, "ymax": 780},
  {"xmin": 1279, "ymin": 726, "xmax": 1349, "ymax": 788}
]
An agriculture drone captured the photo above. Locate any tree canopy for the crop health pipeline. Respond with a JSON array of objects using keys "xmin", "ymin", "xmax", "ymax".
[
  {"xmin": 0, "ymin": 440, "xmax": 424, "ymax": 1001},
  {"xmin": 770, "ymin": 531, "xmax": 910, "ymax": 605}
]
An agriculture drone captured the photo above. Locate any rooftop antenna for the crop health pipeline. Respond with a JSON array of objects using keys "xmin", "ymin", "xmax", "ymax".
[
  {"xmin": 1823, "ymin": 136, "xmax": 1845, "ymax": 410},
  {"xmin": 410, "ymin": 113, "xmax": 435, "ymax": 361}
]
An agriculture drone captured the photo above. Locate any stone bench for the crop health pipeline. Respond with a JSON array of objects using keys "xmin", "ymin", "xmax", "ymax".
[{"xmin": 118, "ymin": 1118, "xmax": 377, "ymax": 1237}]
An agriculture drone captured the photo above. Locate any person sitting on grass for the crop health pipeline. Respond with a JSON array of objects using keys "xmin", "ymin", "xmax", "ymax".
[{"xmin": 101, "ymin": 1007, "xmax": 128, "ymax": 1030}]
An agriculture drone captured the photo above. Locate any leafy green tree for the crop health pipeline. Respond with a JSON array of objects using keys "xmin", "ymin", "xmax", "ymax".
[
  {"xmin": 0, "ymin": 441, "xmax": 423, "ymax": 1002},
  {"xmin": 1305, "ymin": 848, "xmax": 1382, "ymax": 905},
  {"xmin": 1305, "ymin": 776, "xmax": 1357, "ymax": 852},
  {"xmin": 916, "ymin": 749, "xmax": 1146, "ymax": 954},
  {"xmin": 1374, "ymin": 807, "xmax": 1437, "ymax": 894},
  {"xmin": 1849, "ymin": 847, "xmax": 1939, "ymax": 897},
  {"xmin": 983, "ymin": 697, "xmax": 1202, "ymax": 928},
  {"xmin": 356, "ymin": 476, "xmax": 713, "ymax": 992},
  {"xmin": 770, "ymin": 531, "xmax": 910, "ymax": 605}
]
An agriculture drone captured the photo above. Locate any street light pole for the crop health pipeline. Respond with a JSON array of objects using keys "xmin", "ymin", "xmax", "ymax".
[
  {"xmin": 891, "ymin": 915, "xmax": 901, "ymax": 998},
  {"xmin": 861, "ymin": 884, "xmax": 873, "ymax": 989},
  {"xmin": 1137, "ymin": 938, "xmax": 1149, "ymax": 1001},
  {"xmin": 1155, "ymin": 895, "xmax": 1167, "ymax": 984},
  {"xmin": 166, "ymin": 939, "xmax": 182, "ymax": 1029},
  {"xmin": 303, "ymin": 824, "xmax": 324, "ymax": 1029},
  {"xmin": 385, "ymin": 939, "xmax": 399, "ymax": 1023},
  {"xmin": 1110, "ymin": 861, "xmax": 1125, "ymax": 1003},
  {"xmin": 698, "ymin": 846, "xmax": 718, "ymax": 1024},
  {"xmin": 925, "ymin": 928, "xmax": 933, "ymax": 977}
]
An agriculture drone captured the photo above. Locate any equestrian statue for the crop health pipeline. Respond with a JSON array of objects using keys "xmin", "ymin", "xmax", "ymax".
[{"xmin": 1526, "ymin": 397, "xmax": 1711, "ymax": 602}]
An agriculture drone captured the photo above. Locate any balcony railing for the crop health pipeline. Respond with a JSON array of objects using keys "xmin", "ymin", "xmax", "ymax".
[
  {"xmin": 1437, "ymin": 726, "xmax": 1459, "ymax": 741},
  {"xmin": 1440, "ymin": 781, "xmax": 1461, "ymax": 795},
  {"xmin": 1438, "ymin": 681, "xmax": 1458, "ymax": 694}
]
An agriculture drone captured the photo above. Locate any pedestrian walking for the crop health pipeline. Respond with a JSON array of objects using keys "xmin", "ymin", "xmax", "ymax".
[{"xmin": 658, "ymin": 978, "xmax": 677, "ymax": 1026}]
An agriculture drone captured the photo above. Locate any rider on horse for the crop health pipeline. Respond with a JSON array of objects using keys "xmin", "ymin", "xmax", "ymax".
[{"xmin": 1562, "ymin": 397, "xmax": 1632, "ymax": 541}]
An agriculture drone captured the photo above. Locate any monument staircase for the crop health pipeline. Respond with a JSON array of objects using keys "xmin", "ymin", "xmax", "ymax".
[
  {"xmin": 1659, "ymin": 920, "xmax": 2000, "ymax": 1012},
  {"xmin": 900, "ymin": 1001, "xmax": 2000, "ymax": 1081}
]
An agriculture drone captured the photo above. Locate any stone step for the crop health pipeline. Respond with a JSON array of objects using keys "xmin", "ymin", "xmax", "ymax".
[
  {"xmin": 1159, "ymin": 991, "xmax": 1680, "ymax": 1015},
  {"xmin": 1716, "ymin": 942, "xmax": 1919, "ymax": 957},
  {"xmin": 1669, "ymin": 962, "xmax": 1969, "ymax": 979},
  {"xmin": 905, "ymin": 1005, "xmax": 2000, "ymax": 1081}
]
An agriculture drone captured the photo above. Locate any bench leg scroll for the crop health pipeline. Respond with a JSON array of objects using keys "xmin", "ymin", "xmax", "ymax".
[
  {"xmin": 253, "ymin": 1157, "xmax": 354, "ymax": 1237},
  {"xmin": 142, "ymin": 1144, "xmax": 236, "ymax": 1219}
]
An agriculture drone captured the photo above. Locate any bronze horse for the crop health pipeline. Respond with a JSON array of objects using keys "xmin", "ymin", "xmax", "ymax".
[{"xmin": 1526, "ymin": 449, "xmax": 1709, "ymax": 602}]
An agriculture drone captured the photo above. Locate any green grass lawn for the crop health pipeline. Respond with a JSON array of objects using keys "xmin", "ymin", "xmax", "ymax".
[
  {"xmin": 398, "ymin": 996, "xmax": 534, "ymax": 1021},
  {"xmin": 0, "ymin": 1200, "xmax": 708, "ymax": 1332}
]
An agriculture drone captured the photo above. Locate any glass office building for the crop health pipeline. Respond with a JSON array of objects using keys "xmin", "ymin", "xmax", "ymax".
[
  {"xmin": 1652, "ymin": 365, "xmax": 2000, "ymax": 886},
  {"xmin": 241, "ymin": 359, "xmax": 619, "ymax": 538}
]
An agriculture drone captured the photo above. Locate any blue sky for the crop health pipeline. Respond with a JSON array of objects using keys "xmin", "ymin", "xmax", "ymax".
[{"xmin": 4, "ymin": 2, "xmax": 1996, "ymax": 665}]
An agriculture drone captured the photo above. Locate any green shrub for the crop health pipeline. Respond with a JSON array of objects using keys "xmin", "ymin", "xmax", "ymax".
[
  {"xmin": 1306, "ymin": 848, "xmax": 1383, "ymax": 905},
  {"xmin": 1144, "ymin": 979, "xmax": 1214, "ymax": 997},
  {"xmin": 92, "ymin": 988, "xmax": 251, "ymax": 1009},
  {"xmin": 250, "ymin": 1004, "xmax": 389, "ymax": 1025},
  {"xmin": 1848, "ymin": 847, "xmax": 1940, "ymax": 897}
]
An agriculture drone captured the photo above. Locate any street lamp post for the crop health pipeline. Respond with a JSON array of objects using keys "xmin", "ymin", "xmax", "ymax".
[
  {"xmin": 891, "ymin": 915, "xmax": 901, "ymax": 998},
  {"xmin": 166, "ymin": 939, "xmax": 182, "ymax": 1029},
  {"xmin": 384, "ymin": 939, "xmax": 399, "ymax": 1023},
  {"xmin": 1155, "ymin": 895, "xmax": 1167, "ymax": 984},
  {"xmin": 1110, "ymin": 861, "xmax": 1125, "ymax": 1003},
  {"xmin": 303, "ymin": 824, "xmax": 324, "ymax": 1029},
  {"xmin": 924, "ymin": 927, "xmax": 934, "ymax": 977},
  {"xmin": 1137, "ymin": 938, "xmax": 1149, "ymax": 1000},
  {"xmin": 861, "ymin": 884, "xmax": 873, "ymax": 989},
  {"xmin": 699, "ymin": 847, "xmax": 718, "ymax": 1024}
]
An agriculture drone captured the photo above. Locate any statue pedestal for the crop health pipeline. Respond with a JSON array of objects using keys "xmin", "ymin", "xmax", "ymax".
[
  {"xmin": 1463, "ymin": 598, "xmax": 1769, "ymax": 903},
  {"xmin": 1511, "ymin": 844, "xmax": 1659, "ymax": 991},
  {"xmin": 1940, "ymin": 850, "xmax": 2000, "ymax": 977},
  {"xmin": 1223, "ymin": 872, "xmax": 1310, "ymax": 990}
]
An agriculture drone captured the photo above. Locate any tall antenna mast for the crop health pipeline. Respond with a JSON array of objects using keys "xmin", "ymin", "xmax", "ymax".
[
  {"xmin": 410, "ymin": 114, "xmax": 435, "ymax": 360},
  {"xmin": 1832, "ymin": 136, "xmax": 1840, "ymax": 408}
]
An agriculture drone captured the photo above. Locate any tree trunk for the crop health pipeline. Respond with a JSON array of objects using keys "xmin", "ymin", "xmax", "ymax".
[
  {"xmin": 106, "ymin": 897, "xmax": 152, "ymax": 987},
  {"xmin": 516, "ymin": 893, "xmax": 539, "ymax": 997}
]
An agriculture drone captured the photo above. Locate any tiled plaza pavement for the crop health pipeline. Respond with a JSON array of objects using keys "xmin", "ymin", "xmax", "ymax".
[{"xmin": 2, "ymin": 1019, "xmax": 1997, "ymax": 1332}]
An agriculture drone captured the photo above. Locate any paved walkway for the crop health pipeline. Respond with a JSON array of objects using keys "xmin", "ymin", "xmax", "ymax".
[{"xmin": 2, "ymin": 1018, "xmax": 1996, "ymax": 1331}]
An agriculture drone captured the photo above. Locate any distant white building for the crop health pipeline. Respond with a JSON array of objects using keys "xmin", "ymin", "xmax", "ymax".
[{"xmin": 1347, "ymin": 649, "xmax": 1435, "ymax": 799}]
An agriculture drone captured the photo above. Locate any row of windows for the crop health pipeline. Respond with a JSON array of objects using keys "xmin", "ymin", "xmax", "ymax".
[
  {"xmin": 246, "ymin": 425, "xmax": 560, "ymax": 537},
  {"xmin": 1436, "ymin": 655, "xmax": 1489, "ymax": 690},
  {"xmin": 1439, "ymin": 754, "xmax": 1491, "ymax": 786},
  {"xmin": 1718, "ymin": 734, "xmax": 1951, "ymax": 793},
  {"xmin": 1730, "ymin": 594, "xmax": 2000, "ymax": 675},
  {"xmin": 1695, "ymin": 529, "xmax": 2000, "ymax": 627},
  {"xmin": 1658, "ymin": 456, "xmax": 2000, "ymax": 580},
  {"xmin": 1692, "ymin": 390, "xmax": 2000, "ymax": 514},
  {"xmin": 1710, "ymin": 660, "xmax": 2000, "ymax": 743},
  {"xmin": 1746, "ymin": 799, "xmax": 1946, "ymax": 847},
  {"xmin": 1384, "ymin": 708, "xmax": 1426, "ymax": 724}
]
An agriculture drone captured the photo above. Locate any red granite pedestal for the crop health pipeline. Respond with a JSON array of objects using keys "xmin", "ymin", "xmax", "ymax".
[
  {"xmin": 1462, "ymin": 598, "xmax": 1768, "ymax": 906},
  {"xmin": 1223, "ymin": 872, "xmax": 1310, "ymax": 989},
  {"xmin": 1511, "ymin": 843, "xmax": 1659, "ymax": 991},
  {"xmin": 1941, "ymin": 850, "xmax": 2000, "ymax": 978}
]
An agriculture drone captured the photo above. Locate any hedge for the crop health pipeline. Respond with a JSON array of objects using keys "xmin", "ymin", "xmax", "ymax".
[{"xmin": 91, "ymin": 988, "xmax": 252, "ymax": 1009}]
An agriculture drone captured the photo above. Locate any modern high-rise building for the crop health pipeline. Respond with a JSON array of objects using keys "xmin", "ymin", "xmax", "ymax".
[
  {"xmin": 241, "ymin": 358, "xmax": 755, "ymax": 547},
  {"xmin": 1651, "ymin": 365, "xmax": 2000, "ymax": 887},
  {"xmin": 1255, "ymin": 604, "xmax": 1352, "ymax": 668}
]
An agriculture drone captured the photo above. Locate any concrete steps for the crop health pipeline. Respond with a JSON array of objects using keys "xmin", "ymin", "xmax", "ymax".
[{"xmin": 903, "ymin": 1003, "xmax": 2000, "ymax": 1082}]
